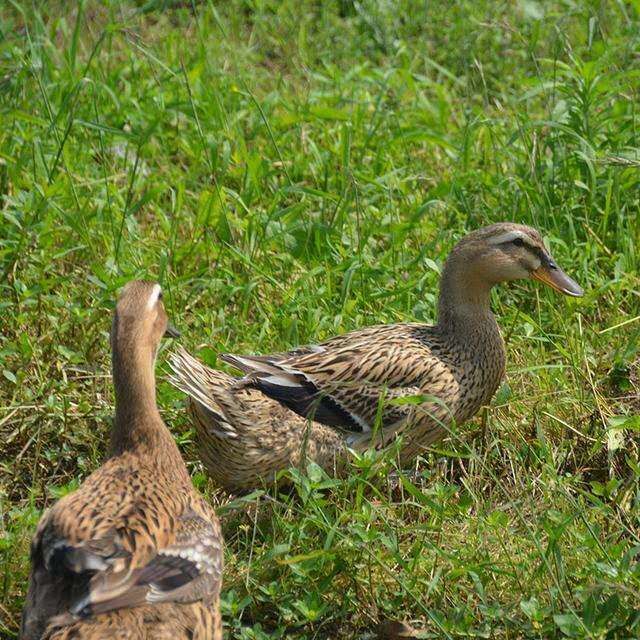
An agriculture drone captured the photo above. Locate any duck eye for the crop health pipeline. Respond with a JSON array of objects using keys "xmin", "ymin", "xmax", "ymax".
[
  {"xmin": 158, "ymin": 291, "xmax": 163, "ymax": 300},
  {"xmin": 512, "ymin": 237, "xmax": 525, "ymax": 247}
]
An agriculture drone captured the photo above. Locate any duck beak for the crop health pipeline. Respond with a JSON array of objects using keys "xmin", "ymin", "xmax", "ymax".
[
  {"xmin": 532, "ymin": 254, "xmax": 583, "ymax": 297},
  {"xmin": 164, "ymin": 322, "xmax": 181, "ymax": 339}
]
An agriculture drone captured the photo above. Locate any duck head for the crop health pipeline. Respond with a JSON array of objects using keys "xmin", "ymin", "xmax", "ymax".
[
  {"xmin": 111, "ymin": 281, "xmax": 180, "ymax": 359},
  {"xmin": 447, "ymin": 222, "xmax": 584, "ymax": 297}
]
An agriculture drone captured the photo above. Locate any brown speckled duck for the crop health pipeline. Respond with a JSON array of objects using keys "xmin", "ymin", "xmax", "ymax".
[
  {"xmin": 169, "ymin": 223, "xmax": 583, "ymax": 493},
  {"xmin": 21, "ymin": 281, "xmax": 223, "ymax": 640}
]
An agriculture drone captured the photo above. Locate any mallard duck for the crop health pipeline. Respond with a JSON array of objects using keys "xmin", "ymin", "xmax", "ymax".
[
  {"xmin": 169, "ymin": 223, "xmax": 583, "ymax": 492},
  {"xmin": 21, "ymin": 281, "xmax": 223, "ymax": 640}
]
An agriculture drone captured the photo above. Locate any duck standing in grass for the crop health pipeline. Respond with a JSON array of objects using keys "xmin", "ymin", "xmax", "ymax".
[
  {"xmin": 170, "ymin": 223, "xmax": 583, "ymax": 493},
  {"xmin": 21, "ymin": 281, "xmax": 223, "ymax": 640}
]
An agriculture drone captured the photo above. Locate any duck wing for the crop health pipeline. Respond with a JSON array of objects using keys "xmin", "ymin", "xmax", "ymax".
[
  {"xmin": 222, "ymin": 323, "xmax": 445, "ymax": 435},
  {"xmin": 67, "ymin": 508, "xmax": 222, "ymax": 619},
  {"xmin": 222, "ymin": 349, "xmax": 367, "ymax": 432}
]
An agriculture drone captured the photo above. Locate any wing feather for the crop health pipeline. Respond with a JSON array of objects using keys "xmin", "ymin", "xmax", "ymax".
[
  {"xmin": 222, "ymin": 324, "xmax": 438, "ymax": 435},
  {"xmin": 68, "ymin": 509, "xmax": 222, "ymax": 619},
  {"xmin": 251, "ymin": 374, "xmax": 369, "ymax": 433}
]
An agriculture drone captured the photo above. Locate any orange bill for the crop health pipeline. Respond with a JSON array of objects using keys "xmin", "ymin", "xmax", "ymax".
[{"xmin": 532, "ymin": 257, "xmax": 583, "ymax": 297}]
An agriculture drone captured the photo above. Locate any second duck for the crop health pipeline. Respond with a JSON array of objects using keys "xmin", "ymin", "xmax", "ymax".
[{"xmin": 170, "ymin": 222, "xmax": 583, "ymax": 493}]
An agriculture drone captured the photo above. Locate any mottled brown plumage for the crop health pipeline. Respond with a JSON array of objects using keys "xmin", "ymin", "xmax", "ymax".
[
  {"xmin": 168, "ymin": 348, "xmax": 347, "ymax": 494},
  {"xmin": 21, "ymin": 281, "xmax": 223, "ymax": 640},
  {"xmin": 170, "ymin": 223, "xmax": 583, "ymax": 492}
]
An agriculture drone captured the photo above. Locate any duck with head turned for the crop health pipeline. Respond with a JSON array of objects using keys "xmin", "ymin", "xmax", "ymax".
[
  {"xmin": 169, "ymin": 222, "xmax": 583, "ymax": 493},
  {"xmin": 21, "ymin": 281, "xmax": 223, "ymax": 640}
]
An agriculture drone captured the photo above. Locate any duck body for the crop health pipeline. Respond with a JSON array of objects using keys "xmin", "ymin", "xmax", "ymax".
[
  {"xmin": 170, "ymin": 315, "xmax": 505, "ymax": 494},
  {"xmin": 21, "ymin": 282, "xmax": 223, "ymax": 640},
  {"xmin": 226, "ymin": 317, "xmax": 505, "ymax": 454},
  {"xmin": 169, "ymin": 223, "xmax": 582, "ymax": 493}
]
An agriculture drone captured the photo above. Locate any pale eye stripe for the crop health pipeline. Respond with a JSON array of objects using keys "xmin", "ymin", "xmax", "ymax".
[
  {"xmin": 487, "ymin": 230, "xmax": 532, "ymax": 247},
  {"xmin": 146, "ymin": 284, "xmax": 162, "ymax": 310}
]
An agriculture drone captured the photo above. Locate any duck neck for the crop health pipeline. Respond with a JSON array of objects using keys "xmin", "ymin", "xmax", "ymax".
[
  {"xmin": 110, "ymin": 336, "xmax": 166, "ymax": 456},
  {"xmin": 436, "ymin": 253, "xmax": 496, "ymax": 334}
]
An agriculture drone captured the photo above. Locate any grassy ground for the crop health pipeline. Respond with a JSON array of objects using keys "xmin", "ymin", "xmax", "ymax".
[{"xmin": 1, "ymin": 0, "xmax": 639, "ymax": 637}]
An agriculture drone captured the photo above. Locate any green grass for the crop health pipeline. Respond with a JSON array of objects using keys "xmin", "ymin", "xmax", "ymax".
[{"xmin": 1, "ymin": 0, "xmax": 639, "ymax": 637}]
